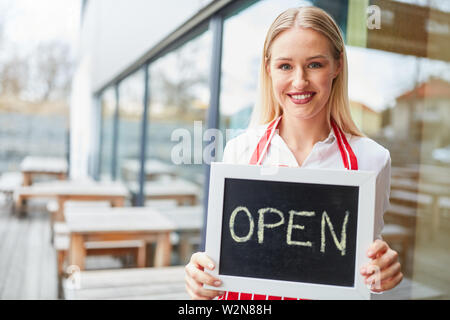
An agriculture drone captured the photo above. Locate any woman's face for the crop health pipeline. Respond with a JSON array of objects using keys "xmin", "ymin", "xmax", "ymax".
[{"xmin": 267, "ymin": 27, "xmax": 342, "ymax": 121}]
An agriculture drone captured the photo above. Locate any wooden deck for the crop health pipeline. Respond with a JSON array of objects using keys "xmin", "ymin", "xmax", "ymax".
[
  {"xmin": 0, "ymin": 199, "xmax": 58, "ymax": 299},
  {"xmin": 0, "ymin": 199, "xmax": 129, "ymax": 299}
]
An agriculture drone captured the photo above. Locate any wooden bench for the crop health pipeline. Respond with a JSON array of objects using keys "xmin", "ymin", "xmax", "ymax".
[
  {"xmin": 54, "ymin": 235, "xmax": 147, "ymax": 277},
  {"xmin": 63, "ymin": 266, "xmax": 189, "ymax": 300},
  {"xmin": 55, "ymin": 235, "xmax": 147, "ymax": 299}
]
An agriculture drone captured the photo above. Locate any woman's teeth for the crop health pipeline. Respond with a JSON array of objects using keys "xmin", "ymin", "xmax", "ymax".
[{"xmin": 291, "ymin": 93, "xmax": 313, "ymax": 99}]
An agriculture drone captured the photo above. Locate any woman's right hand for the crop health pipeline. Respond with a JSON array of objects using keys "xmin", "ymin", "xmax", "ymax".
[{"xmin": 185, "ymin": 252, "xmax": 225, "ymax": 300}]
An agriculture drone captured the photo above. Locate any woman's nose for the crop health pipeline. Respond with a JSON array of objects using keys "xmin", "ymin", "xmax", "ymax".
[{"xmin": 292, "ymin": 69, "xmax": 309, "ymax": 89}]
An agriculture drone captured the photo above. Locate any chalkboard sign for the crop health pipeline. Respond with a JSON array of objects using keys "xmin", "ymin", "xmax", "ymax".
[
  {"xmin": 205, "ymin": 163, "xmax": 376, "ymax": 300},
  {"xmin": 220, "ymin": 178, "xmax": 359, "ymax": 287}
]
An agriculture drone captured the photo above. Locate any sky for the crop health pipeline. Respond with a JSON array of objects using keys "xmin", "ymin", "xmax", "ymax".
[
  {"xmin": 0, "ymin": 0, "xmax": 81, "ymax": 55},
  {"xmin": 1, "ymin": 0, "xmax": 448, "ymax": 114}
]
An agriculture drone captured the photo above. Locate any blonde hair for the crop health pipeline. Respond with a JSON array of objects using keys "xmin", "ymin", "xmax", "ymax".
[{"xmin": 250, "ymin": 6, "xmax": 363, "ymax": 137}]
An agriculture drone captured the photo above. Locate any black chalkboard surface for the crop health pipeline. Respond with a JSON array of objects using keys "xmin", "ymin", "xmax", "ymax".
[{"xmin": 219, "ymin": 178, "xmax": 359, "ymax": 287}]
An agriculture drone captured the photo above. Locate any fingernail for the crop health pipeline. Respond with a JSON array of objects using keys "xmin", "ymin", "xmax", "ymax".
[
  {"xmin": 360, "ymin": 267, "xmax": 366, "ymax": 274},
  {"xmin": 214, "ymin": 280, "xmax": 222, "ymax": 286},
  {"xmin": 367, "ymin": 250, "xmax": 374, "ymax": 256},
  {"xmin": 208, "ymin": 263, "xmax": 215, "ymax": 270}
]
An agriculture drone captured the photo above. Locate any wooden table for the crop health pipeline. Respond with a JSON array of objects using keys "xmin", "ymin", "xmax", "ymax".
[
  {"xmin": 121, "ymin": 159, "xmax": 176, "ymax": 181},
  {"xmin": 130, "ymin": 177, "xmax": 201, "ymax": 205},
  {"xmin": 64, "ymin": 207, "xmax": 175, "ymax": 270},
  {"xmin": 20, "ymin": 156, "xmax": 68, "ymax": 186},
  {"xmin": 157, "ymin": 205, "xmax": 203, "ymax": 263},
  {"xmin": 14, "ymin": 180, "xmax": 129, "ymax": 219}
]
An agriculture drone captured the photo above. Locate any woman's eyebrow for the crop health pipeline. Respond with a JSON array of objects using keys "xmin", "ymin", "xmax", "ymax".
[
  {"xmin": 274, "ymin": 54, "xmax": 328, "ymax": 61},
  {"xmin": 306, "ymin": 54, "xmax": 328, "ymax": 60}
]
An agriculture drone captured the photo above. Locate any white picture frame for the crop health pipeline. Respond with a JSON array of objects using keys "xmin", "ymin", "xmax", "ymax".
[{"xmin": 205, "ymin": 162, "xmax": 376, "ymax": 300}]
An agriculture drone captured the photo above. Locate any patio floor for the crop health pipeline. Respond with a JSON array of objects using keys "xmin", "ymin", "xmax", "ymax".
[
  {"xmin": 0, "ymin": 199, "xmax": 126, "ymax": 300},
  {"xmin": 0, "ymin": 199, "xmax": 58, "ymax": 299}
]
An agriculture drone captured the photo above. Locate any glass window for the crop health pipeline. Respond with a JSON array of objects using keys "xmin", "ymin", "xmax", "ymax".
[
  {"xmin": 145, "ymin": 30, "xmax": 212, "ymax": 208},
  {"xmin": 344, "ymin": 0, "xmax": 450, "ymax": 299},
  {"xmin": 99, "ymin": 87, "xmax": 116, "ymax": 181},
  {"xmin": 116, "ymin": 69, "xmax": 145, "ymax": 195},
  {"xmin": 0, "ymin": 110, "xmax": 68, "ymax": 173},
  {"xmin": 218, "ymin": 0, "xmax": 450, "ymax": 299},
  {"xmin": 219, "ymin": 0, "xmax": 308, "ymax": 143}
]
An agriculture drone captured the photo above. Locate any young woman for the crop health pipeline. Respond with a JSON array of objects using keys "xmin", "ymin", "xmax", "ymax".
[{"xmin": 185, "ymin": 6, "xmax": 403, "ymax": 300}]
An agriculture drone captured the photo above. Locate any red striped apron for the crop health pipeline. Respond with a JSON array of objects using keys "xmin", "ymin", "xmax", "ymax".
[{"xmin": 218, "ymin": 116, "xmax": 358, "ymax": 300}]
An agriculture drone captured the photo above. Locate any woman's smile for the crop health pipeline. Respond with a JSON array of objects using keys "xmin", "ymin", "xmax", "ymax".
[{"xmin": 287, "ymin": 91, "xmax": 316, "ymax": 104}]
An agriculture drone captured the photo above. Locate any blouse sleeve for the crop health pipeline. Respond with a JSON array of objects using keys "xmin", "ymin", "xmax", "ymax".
[
  {"xmin": 221, "ymin": 133, "xmax": 254, "ymax": 165},
  {"xmin": 221, "ymin": 138, "xmax": 237, "ymax": 164},
  {"xmin": 373, "ymin": 150, "xmax": 391, "ymax": 240}
]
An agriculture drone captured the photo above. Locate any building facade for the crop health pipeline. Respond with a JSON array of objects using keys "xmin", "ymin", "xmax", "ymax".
[{"xmin": 73, "ymin": 0, "xmax": 450, "ymax": 299}]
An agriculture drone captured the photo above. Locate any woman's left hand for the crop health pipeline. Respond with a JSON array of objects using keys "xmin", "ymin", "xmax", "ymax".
[{"xmin": 360, "ymin": 239, "xmax": 403, "ymax": 293}]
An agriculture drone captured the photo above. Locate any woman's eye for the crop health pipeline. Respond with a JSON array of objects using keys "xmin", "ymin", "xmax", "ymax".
[
  {"xmin": 308, "ymin": 62, "xmax": 322, "ymax": 69},
  {"xmin": 279, "ymin": 64, "xmax": 292, "ymax": 70}
]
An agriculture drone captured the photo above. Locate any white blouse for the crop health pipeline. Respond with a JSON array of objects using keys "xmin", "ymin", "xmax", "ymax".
[{"xmin": 221, "ymin": 124, "xmax": 391, "ymax": 240}]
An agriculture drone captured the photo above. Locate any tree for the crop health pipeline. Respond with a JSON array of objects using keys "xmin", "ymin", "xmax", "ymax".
[
  {"xmin": 0, "ymin": 53, "xmax": 29, "ymax": 96},
  {"xmin": 31, "ymin": 41, "xmax": 74, "ymax": 102},
  {"xmin": 157, "ymin": 44, "xmax": 208, "ymax": 117}
]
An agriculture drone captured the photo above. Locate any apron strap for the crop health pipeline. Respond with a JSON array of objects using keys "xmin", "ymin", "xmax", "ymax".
[
  {"xmin": 331, "ymin": 120, "xmax": 358, "ymax": 170},
  {"xmin": 249, "ymin": 116, "xmax": 358, "ymax": 170},
  {"xmin": 249, "ymin": 116, "xmax": 282, "ymax": 165}
]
